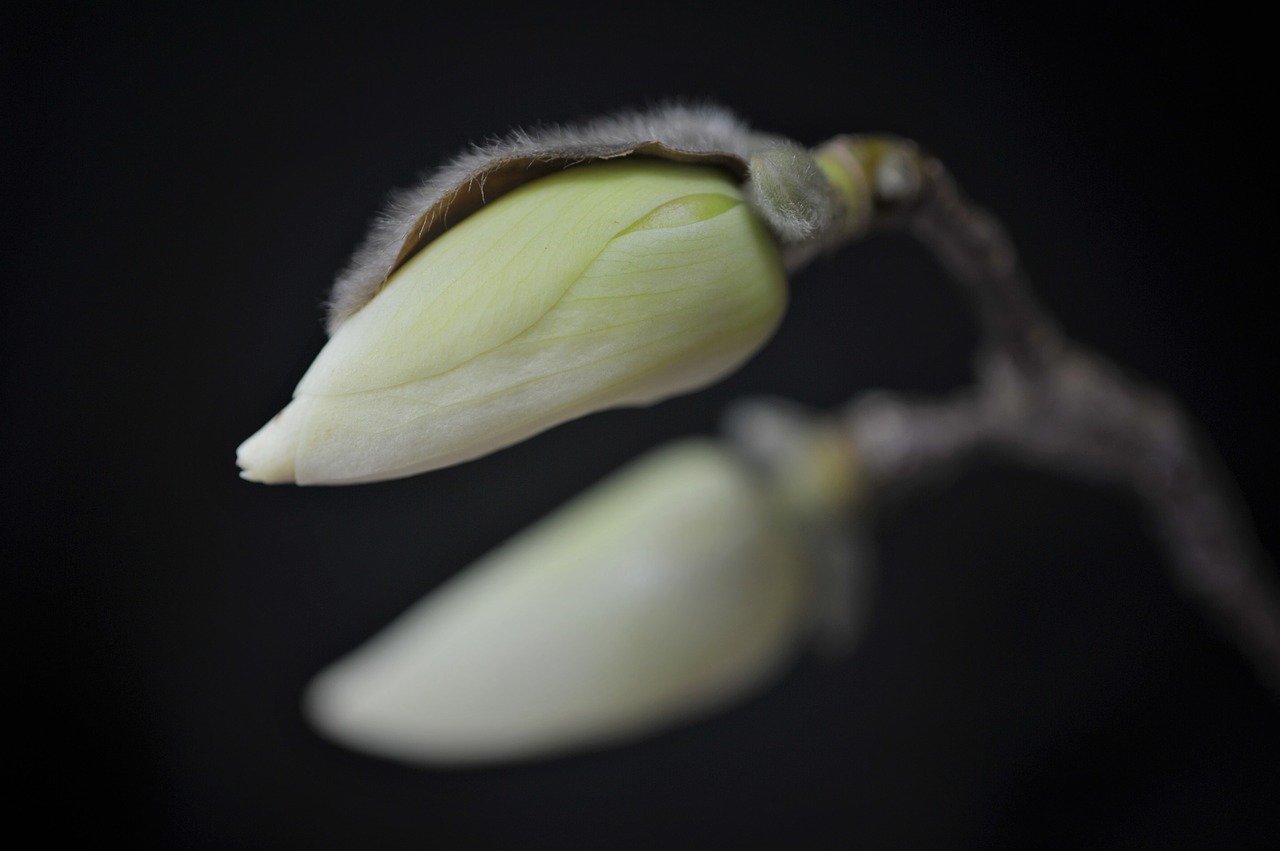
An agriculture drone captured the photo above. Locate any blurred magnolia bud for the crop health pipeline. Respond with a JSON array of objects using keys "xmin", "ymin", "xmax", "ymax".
[
  {"xmin": 237, "ymin": 104, "xmax": 866, "ymax": 485},
  {"xmin": 304, "ymin": 439, "xmax": 835, "ymax": 765}
]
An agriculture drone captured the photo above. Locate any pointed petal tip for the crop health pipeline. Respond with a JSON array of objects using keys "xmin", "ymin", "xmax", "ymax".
[
  {"xmin": 235, "ymin": 406, "xmax": 300, "ymax": 485},
  {"xmin": 299, "ymin": 670, "xmax": 345, "ymax": 738},
  {"xmin": 301, "ymin": 665, "xmax": 385, "ymax": 752},
  {"xmin": 302, "ymin": 665, "xmax": 456, "ymax": 765}
]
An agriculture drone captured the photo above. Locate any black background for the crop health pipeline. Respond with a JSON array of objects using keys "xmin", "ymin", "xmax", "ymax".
[{"xmin": 7, "ymin": 1, "xmax": 1279, "ymax": 848}]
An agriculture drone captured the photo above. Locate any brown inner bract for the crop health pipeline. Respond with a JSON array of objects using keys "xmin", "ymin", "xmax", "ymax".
[{"xmin": 389, "ymin": 145, "xmax": 750, "ymax": 283}]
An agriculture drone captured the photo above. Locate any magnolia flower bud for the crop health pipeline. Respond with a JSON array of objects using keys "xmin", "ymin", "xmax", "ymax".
[
  {"xmin": 304, "ymin": 439, "xmax": 820, "ymax": 764},
  {"xmin": 236, "ymin": 102, "xmax": 869, "ymax": 485},
  {"xmin": 238, "ymin": 159, "xmax": 787, "ymax": 484}
]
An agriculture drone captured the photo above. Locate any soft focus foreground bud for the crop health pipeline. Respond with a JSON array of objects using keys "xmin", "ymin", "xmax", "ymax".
[
  {"xmin": 238, "ymin": 160, "xmax": 786, "ymax": 484},
  {"xmin": 304, "ymin": 440, "xmax": 816, "ymax": 765}
]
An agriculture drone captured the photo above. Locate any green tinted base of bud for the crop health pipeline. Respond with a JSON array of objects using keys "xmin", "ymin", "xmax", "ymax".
[{"xmin": 814, "ymin": 136, "xmax": 932, "ymax": 230}]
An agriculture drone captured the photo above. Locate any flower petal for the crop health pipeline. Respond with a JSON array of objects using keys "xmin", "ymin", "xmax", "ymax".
[
  {"xmin": 239, "ymin": 160, "xmax": 786, "ymax": 485},
  {"xmin": 304, "ymin": 440, "xmax": 813, "ymax": 764}
]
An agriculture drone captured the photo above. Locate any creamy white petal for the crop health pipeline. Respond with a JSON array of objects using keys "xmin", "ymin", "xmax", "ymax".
[
  {"xmin": 239, "ymin": 160, "xmax": 786, "ymax": 485},
  {"xmin": 304, "ymin": 440, "xmax": 813, "ymax": 764}
]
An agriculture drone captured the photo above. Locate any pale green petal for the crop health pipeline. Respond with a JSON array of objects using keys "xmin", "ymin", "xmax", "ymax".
[
  {"xmin": 303, "ymin": 440, "xmax": 812, "ymax": 764},
  {"xmin": 239, "ymin": 159, "xmax": 787, "ymax": 485},
  {"xmin": 298, "ymin": 161, "xmax": 748, "ymax": 396},
  {"xmin": 279, "ymin": 201, "xmax": 783, "ymax": 484}
]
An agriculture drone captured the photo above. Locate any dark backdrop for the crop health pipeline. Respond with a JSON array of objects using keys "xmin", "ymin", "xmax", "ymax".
[{"xmin": 7, "ymin": 1, "xmax": 1279, "ymax": 848}]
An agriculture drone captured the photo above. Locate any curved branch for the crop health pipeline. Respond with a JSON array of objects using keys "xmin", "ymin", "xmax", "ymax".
[{"xmin": 822, "ymin": 138, "xmax": 1280, "ymax": 694}]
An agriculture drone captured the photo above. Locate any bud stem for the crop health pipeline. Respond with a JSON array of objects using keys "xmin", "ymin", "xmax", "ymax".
[{"xmin": 809, "ymin": 136, "xmax": 1280, "ymax": 694}]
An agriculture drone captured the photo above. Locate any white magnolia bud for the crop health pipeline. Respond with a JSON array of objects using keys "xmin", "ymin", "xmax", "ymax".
[
  {"xmin": 303, "ymin": 440, "xmax": 815, "ymax": 765},
  {"xmin": 238, "ymin": 160, "xmax": 787, "ymax": 484}
]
